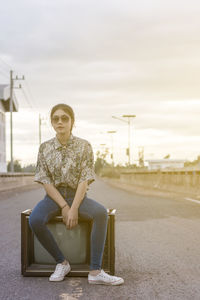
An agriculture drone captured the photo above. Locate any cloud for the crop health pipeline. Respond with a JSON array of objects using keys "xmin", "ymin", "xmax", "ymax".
[{"xmin": 1, "ymin": 0, "xmax": 200, "ymax": 164}]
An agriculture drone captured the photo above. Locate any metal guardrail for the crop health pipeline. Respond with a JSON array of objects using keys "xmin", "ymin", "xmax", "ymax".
[
  {"xmin": 0, "ymin": 172, "xmax": 34, "ymax": 177},
  {"xmin": 120, "ymin": 170, "xmax": 200, "ymax": 175}
]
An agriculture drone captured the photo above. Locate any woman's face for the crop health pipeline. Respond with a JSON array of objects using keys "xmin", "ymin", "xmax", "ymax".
[{"xmin": 51, "ymin": 109, "xmax": 72, "ymax": 136}]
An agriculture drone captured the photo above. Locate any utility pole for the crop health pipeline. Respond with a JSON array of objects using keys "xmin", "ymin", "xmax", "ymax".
[
  {"xmin": 9, "ymin": 70, "xmax": 25, "ymax": 172},
  {"xmin": 39, "ymin": 114, "xmax": 47, "ymax": 145},
  {"xmin": 39, "ymin": 114, "xmax": 41, "ymax": 145},
  {"xmin": 9, "ymin": 70, "xmax": 14, "ymax": 172}
]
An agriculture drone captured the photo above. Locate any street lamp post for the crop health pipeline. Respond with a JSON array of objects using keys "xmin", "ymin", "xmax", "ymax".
[
  {"xmin": 112, "ymin": 114, "xmax": 136, "ymax": 166},
  {"xmin": 122, "ymin": 115, "xmax": 136, "ymax": 165},
  {"xmin": 107, "ymin": 130, "xmax": 116, "ymax": 166}
]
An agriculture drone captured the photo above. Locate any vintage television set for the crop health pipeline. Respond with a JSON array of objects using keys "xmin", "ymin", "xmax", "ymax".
[{"xmin": 21, "ymin": 208, "xmax": 115, "ymax": 277}]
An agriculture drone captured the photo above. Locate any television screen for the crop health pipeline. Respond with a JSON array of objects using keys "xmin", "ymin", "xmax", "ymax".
[{"xmin": 34, "ymin": 222, "xmax": 90, "ymax": 265}]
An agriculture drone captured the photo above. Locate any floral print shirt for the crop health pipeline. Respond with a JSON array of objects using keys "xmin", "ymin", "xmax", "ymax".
[{"xmin": 34, "ymin": 134, "xmax": 95, "ymax": 190}]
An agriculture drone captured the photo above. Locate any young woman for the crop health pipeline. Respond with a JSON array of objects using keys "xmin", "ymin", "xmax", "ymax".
[{"xmin": 29, "ymin": 103, "xmax": 124, "ymax": 285}]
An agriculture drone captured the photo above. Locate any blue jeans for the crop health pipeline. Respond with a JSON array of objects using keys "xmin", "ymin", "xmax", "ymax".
[{"xmin": 29, "ymin": 186, "xmax": 108, "ymax": 270}]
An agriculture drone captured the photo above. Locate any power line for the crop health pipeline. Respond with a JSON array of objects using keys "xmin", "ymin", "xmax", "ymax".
[
  {"xmin": 13, "ymin": 78, "xmax": 36, "ymax": 111},
  {"xmin": 0, "ymin": 57, "xmax": 37, "ymax": 111},
  {"xmin": 0, "ymin": 68, "xmax": 9, "ymax": 80},
  {"xmin": 23, "ymin": 80, "xmax": 39, "ymax": 111},
  {"xmin": 21, "ymin": 87, "xmax": 34, "ymax": 109},
  {"xmin": 0, "ymin": 56, "xmax": 13, "ymax": 70},
  {"xmin": 21, "ymin": 79, "xmax": 52, "ymax": 144},
  {"xmin": 0, "ymin": 62, "xmax": 9, "ymax": 74}
]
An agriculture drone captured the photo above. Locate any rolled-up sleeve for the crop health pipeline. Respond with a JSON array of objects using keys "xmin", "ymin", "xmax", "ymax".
[
  {"xmin": 34, "ymin": 144, "xmax": 53, "ymax": 185},
  {"xmin": 78, "ymin": 142, "xmax": 95, "ymax": 186}
]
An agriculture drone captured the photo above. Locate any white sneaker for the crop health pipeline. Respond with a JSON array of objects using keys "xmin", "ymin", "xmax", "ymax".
[
  {"xmin": 49, "ymin": 263, "xmax": 71, "ymax": 282},
  {"xmin": 88, "ymin": 269, "xmax": 124, "ymax": 286}
]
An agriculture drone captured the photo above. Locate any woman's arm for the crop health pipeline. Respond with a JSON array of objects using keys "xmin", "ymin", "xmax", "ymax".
[
  {"xmin": 67, "ymin": 180, "xmax": 88, "ymax": 229},
  {"xmin": 66, "ymin": 141, "xmax": 95, "ymax": 229},
  {"xmin": 43, "ymin": 184, "xmax": 71, "ymax": 224},
  {"xmin": 43, "ymin": 183, "xmax": 69, "ymax": 209}
]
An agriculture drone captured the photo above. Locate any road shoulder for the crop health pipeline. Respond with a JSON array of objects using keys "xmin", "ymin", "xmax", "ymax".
[{"xmin": 99, "ymin": 176, "xmax": 200, "ymax": 201}]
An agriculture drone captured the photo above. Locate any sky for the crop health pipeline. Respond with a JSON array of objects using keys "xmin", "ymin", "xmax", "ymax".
[{"xmin": 0, "ymin": 0, "xmax": 200, "ymax": 166}]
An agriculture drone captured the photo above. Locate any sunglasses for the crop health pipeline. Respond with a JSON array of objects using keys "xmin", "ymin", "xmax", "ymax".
[{"xmin": 52, "ymin": 115, "xmax": 70, "ymax": 123}]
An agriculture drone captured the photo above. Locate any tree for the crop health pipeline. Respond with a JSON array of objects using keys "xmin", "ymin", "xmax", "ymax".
[
  {"xmin": 95, "ymin": 150, "xmax": 110, "ymax": 174},
  {"xmin": 22, "ymin": 164, "xmax": 36, "ymax": 172},
  {"xmin": 7, "ymin": 160, "xmax": 22, "ymax": 172}
]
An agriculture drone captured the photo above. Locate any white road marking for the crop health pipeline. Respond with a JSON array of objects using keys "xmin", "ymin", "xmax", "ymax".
[{"xmin": 184, "ymin": 198, "xmax": 200, "ymax": 204}]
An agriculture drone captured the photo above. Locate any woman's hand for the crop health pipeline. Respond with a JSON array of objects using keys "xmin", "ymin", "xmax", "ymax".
[
  {"xmin": 61, "ymin": 205, "xmax": 70, "ymax": 225},
  {"xmin": 66, "ymin": 207, "xmax": 78, "ymax": 229}
]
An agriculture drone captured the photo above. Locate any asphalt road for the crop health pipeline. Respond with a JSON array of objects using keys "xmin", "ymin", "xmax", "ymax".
[{"xmin": 1, "ymin": 178, "xmax": 200, "ymax": 300}]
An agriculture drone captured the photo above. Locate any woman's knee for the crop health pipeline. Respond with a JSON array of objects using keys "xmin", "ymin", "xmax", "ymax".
[
  {"xmin": 29, "ymin": 213, "xmax": 45, "ymax": 231},
  {"xmin": 94, "ymin": 205, "xmax": 108, "ymax": 222}
]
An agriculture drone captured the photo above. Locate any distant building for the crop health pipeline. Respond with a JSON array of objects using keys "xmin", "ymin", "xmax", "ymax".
[
  {"xmin": 146, "ymin": 159, "xmax": 185, "ymax": 171},
  {"xmin": 0, "ymin": 84, "xmax": 18, "ymax": 172}
]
